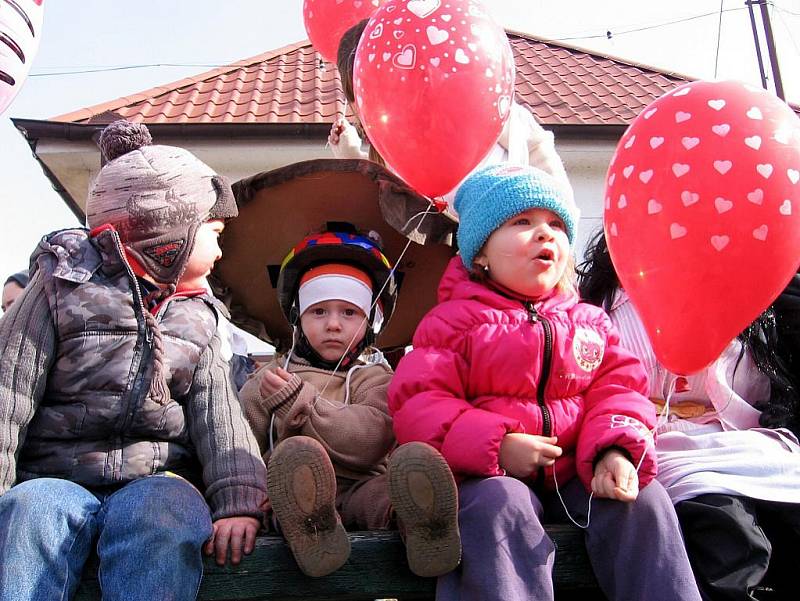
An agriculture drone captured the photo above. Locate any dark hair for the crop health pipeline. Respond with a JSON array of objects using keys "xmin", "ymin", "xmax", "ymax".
[
  {"xmin": 576, "ymin": 229, "xmax": 617, "ymax": 312},
  {"xmin": 336, "ymin": 19, "xmax": 367, "ymax": 104},
  {"xmin": 335, "ymin": 18, "xmax": 386, "ymax": 167},
  {"xmin": 577, "ymin": 228, "xmax": 800, "ymax": 437}
]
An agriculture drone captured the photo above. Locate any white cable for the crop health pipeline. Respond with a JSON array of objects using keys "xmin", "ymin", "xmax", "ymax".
[
  {"xmin": 552, "ymin": 375, "xmax": 673, "ymax": 529},
  {"xmin": 315, "ymin": 206, "xmax": 434, "ymax": 400}
]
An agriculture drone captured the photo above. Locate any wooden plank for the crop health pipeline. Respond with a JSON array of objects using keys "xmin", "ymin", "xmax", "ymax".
[{"xmin": 75, "ymin": 526, "xmax": 599, "ymax": 601}]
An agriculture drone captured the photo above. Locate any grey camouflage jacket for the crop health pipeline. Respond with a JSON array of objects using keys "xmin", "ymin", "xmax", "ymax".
[{"xmin": 0, "ymin": 228, "xmax": 267, "ymax": 520}]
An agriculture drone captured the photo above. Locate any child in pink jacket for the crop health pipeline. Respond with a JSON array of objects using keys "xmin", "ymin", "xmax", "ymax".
[{"xmin": 388, "ymin": 163, "xmax": 701, "ymax": 601}]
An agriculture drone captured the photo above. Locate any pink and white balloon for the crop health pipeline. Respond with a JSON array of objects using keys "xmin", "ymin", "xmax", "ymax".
[
  {"xmin": 353, "ymin": 0, "xmax": 515, "ymax": 197},
  {"xmin": 0, "ymin": 0, "xmax": 44, "ymax": 115},
  {"xmin": 303, "ymin": 0, "xmax": 384, "ymax": 64},
  {"xmin": 605, "ymin": 80, "xmax": 800, "ymax": 374}
]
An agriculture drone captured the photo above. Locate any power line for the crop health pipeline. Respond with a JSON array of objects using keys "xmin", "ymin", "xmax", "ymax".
[
  {"xmin": 553, "ymin": 6, "xmax": 747, "ymax": 41},
  {"xmin": 714, "ymin": 0, "xmax": 725, "ymax": 77},
  {"xmin": 27, "ymin": 6, "xmax": 755, "ymax": 77}
]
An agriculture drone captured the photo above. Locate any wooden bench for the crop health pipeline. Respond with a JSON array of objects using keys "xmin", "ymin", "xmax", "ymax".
[{"xmin": 74, "ymin": 526, "xmax": 603, "ymax": 601}]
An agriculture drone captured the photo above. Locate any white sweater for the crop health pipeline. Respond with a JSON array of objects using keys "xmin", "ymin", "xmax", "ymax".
[{"xmin": 610, "ymin": 292, "xmax": 800, "ymax": 505}]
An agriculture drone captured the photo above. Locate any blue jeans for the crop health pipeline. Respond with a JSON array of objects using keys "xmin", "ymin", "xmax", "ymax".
[{"xmin": 0, "ymin": 475, "xmax": 213, "ymax": 601}]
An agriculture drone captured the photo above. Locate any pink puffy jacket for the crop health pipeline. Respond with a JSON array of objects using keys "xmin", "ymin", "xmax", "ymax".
[{"xmin": 389, "ymin": 257, "xmax": 657, "ymax": 491}]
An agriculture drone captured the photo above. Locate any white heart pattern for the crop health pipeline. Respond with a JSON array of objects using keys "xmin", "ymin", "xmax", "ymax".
[
  {"xmin": 429, "ymin": 57, "xmax": 440, "ymax": 67},
  {"xmin": 623, "ymin": 165, "xmax": 635, "ymax": 178},
  {"xmin": 753, "ymin": 225, "xmax": 769, "ymax": 241},
  {"xmin": 681, "ymin": 191, "xmax": 699, "ymax": 206},
  {"xmin": 498, "ymin": 96, "xmax": 511, "ymax": 119},
  {"xmin": 757, "ymin": 164, "xmax": 773, "ymax": 179},
  {"xmin": 455, "ymin": 49, "xmax": 470, "ymax": 64},
  {"xmin": 644, "ymin": 108, "xmax": 657, "ymax": 120},
  {"xmin": 712, "ymin": 124, "xmax": 730, "ymax": 136},
  {"xmin": 610, "ymin": 222, "xmax": 619, "ymax": 236},
  {"xmin": 747, "ymin": 106, "xmax": 763, "ymax": 120},
  {"xmin": 675, "ymin": 111, "xmax": 692, "ymax": 123},
  {"xmin": 649, "ymin": 137, "xmax": 664, "ymax": 149},
  {"xmin": 383, "ymin": 52, "xmax": 392, "ymax": 62},
  {"xmin": 710, "ymin": 235, "xmax": 730, "ymax": 251},
  {"xmin": 744, "ymin": 136, "xmax": 761, "ymax": 150},
  {"xmin": 441, "ymin": 14, "xmax": 452, "ymax": 22},
  {"xmin": 788, "ymin": 169, "xmax": 800, "ymax": 184},
  {"xmin": 707, "ymin": 99, "xmax": 726, "ymax": 111},
  {"xmin": 370, "ymin": 23, "xmax": 383, "ymax": 39},
  {"xmin": 393, "ymin": 45, "xmax": 416, "ymax": 69},
  {"xmin": 780, "ymin": 200, "xmax": 793, "ymax": 216},
  {"xmin": 670, "ymin": 223, "xmax": 688, "ymax": 239},
  {"xmin": 682, "ymin": 137, "xmax": 700, "ymax": 150},
  {"xmin": 608, "ymin": 173, "xmax": 616, "ymax": 186},
  {"xmin": 426, "ymin": 25, "xmax": 448, "ymax": 45},
  {"xmin": 647, "ymin": 199, "xmax": 663, "ymax": 214},
  {"xmin": 624, "ymin": 135, "xmax": 636, "ymax": 149},
  {"xmin": 368, "ymin": 53, "xmax": 376, "ymax": 62},
  {"xmin": 639, "ymin": 169, "xmax": 654, "ymax": 184},
  {"xmin": 407, "ymin": 0, "xmax": 441, "ymax": 19},
  {"xmin": 618, "ymin": 194, "xmax": 627, "ymax": 209},
  {"xmin": 393, "ymin": 30, "xmax": 405, "ymax": 39},
  {"xmin": 672, "ymin": 163, "xmax": 690, "ymax": 177},
  {"xmin": 747, "ymin": 189, "xmax": 764, "ymax": 205},
  {"xmin": 714, "ymin": 160, "xmax": 732, "ymax": 175},
  {"xmin": 714, "ymin": 197, "xmax": 733, "ymax": 213},
  {"xmin": 673, "ymin": 87, "xmax": 691, "ymax": 97}
]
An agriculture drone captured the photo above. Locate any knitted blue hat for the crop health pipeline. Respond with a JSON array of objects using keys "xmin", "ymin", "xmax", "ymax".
[{"xmin": 455, "ymin": 163, "xmax": 578, "ymax": 269}]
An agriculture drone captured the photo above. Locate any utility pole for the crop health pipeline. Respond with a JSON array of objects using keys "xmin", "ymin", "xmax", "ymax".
[
  {"xmin": 745, "ymin": 0, "xmax": 769, "ymax": 89},
  {"xmin": 746, "ymin": 0, "xmax": 785, "ymax": 100}
]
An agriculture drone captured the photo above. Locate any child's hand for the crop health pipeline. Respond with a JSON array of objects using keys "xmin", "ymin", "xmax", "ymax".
[
  {"xmin": 591, "ymin": 449, "xmax": 639, "ymax": 502},
  {"xmin": 204, "ymin": 516, "xmax": 261, "ymax": 566},
  {"xmin": 259, "ymin": 367, "xmax": 292, "ymax": 398},
  {"xmin": 328, "ymin": 118, "xmax": 347, "ymax": 146},
  {"xmin": 499, "ymin": 433, "xmax": 562, "ymax": 477}
]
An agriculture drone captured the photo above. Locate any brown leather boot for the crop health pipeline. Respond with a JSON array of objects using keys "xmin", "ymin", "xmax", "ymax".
[
  {"xmin": 388, "ymin": 442, "xmax": 461, "ymax": 577},
  {"xmin": 267, "ymin": 436, "xmax": 350, "ymax": 577}
]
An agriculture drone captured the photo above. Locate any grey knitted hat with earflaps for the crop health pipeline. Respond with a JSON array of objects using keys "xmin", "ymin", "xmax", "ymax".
[{"xmin": 86, "ymin": 120, "xmax": 238, "ymax": 285}]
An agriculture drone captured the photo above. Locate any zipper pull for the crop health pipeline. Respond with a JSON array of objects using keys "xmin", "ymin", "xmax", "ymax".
[{"xmin": 525, "ymin": 301, "xmax": 538, "ymax": 323}]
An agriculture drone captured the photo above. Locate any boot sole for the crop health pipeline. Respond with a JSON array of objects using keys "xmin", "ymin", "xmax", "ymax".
[
  {"xmin": 389, "ymin": 442, "xmax": 461, "ymax": 577},
  {"xmin": 267, "ymin": 437, "xmax": 351, "ymax": 577}
]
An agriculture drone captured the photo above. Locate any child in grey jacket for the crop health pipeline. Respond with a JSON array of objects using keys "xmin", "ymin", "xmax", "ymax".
[{"xmin": 0, "ymin": 120, "xmax": 268, "ymax": 601}]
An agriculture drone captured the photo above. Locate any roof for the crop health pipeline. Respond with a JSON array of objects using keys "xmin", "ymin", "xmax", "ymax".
[{"xmin": 52, "ymin": 33, "xmax": 694, "ymax": 127}]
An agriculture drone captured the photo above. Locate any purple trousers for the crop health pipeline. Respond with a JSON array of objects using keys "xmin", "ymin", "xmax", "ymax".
[{"xmin": 437, "ymin": 476, "xmax": 701, "ymax": 601}]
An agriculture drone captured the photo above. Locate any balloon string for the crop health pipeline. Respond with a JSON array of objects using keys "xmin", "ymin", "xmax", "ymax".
[
  {"xmin": 553, "ymin": 374, "xmax": 673, "ymax": 530},
  {"xmin": 315, "ymin": 205, "xmax": 435, "ymax": 401}
]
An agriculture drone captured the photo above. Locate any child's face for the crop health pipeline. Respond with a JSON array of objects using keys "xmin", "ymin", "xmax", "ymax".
[
  {"xmin": 300, "ymin": 299, "xmax": 368, "ymax": 362},
  {"xmin": 476, "ymin": 208, "xmax": 570, "ymax": 298},
  {"xmin": 178, "ymin": 219, "xmax": 224, "ymax": 290}
]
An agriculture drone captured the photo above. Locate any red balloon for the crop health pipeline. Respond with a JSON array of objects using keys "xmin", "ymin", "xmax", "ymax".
[
  {"xmin": 605, "ymin": 80, "xmax": 800, "ymax": 375},
  {"xmin": 303, "ymin": 0, "xmax": 384, "ymax": 64},
  {"xmin": 353, "ymin": 0, "xmax": 515, "ymax": 197}
]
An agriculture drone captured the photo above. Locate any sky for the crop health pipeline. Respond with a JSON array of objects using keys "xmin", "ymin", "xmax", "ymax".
[{"xmin": 1, "ymin": 0, "xmax": 798, "ymax": 282}]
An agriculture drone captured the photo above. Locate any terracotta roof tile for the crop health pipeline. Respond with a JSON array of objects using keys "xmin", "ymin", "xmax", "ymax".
[{"xmin": 52, "ymin": 33, "xmax": 703, "ymax": 126}]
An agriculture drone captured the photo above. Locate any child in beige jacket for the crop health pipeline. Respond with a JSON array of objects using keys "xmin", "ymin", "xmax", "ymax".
[{"xmin": 241, "ymin": 226, "xmax": 460, "ymax": 578}]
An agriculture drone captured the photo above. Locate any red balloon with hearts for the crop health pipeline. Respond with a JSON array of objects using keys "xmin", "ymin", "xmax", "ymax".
[
  {"xmin": 303, "ymin": 0, "xmax": 384, "ymax": 64},
  {"xmin": 605, "ymin": 80, "xmax": 800, "ymax": 375},
  {"xmin": 353, "ymin": 0, "xmax": 515, "ymax": 197}
]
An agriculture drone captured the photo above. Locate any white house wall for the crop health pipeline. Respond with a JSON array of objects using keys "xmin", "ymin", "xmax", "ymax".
[{"xmin": 34, "ymin": 135, "xmax": 617, "ymax": 259}]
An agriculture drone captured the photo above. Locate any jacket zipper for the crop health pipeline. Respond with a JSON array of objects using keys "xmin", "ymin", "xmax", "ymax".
[
  {"xmin": 525, "ymin": 301, "xmax": 553, "ymax": 437},
  {"xmin": 108, "ymin": 234, "xmax": 154, "ymax": 443}
]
